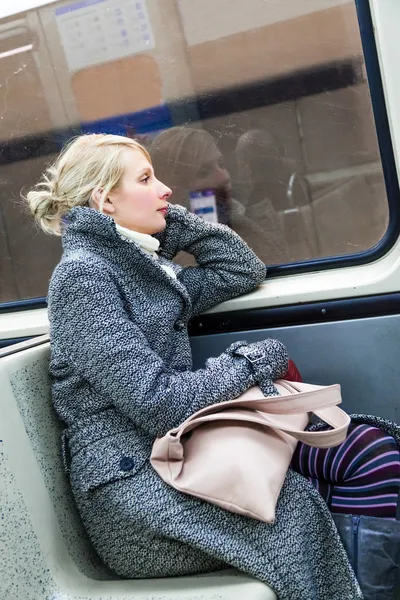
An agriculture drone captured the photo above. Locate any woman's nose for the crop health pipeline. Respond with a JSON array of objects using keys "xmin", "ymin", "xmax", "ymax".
[{"xmin": 157, "ymin": 180, "xmax": 172, "ymax": 199}]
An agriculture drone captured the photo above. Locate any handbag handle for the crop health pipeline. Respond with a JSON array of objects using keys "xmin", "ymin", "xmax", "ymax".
[
  {"xmin": 172, "ymin": 404, "xmax": 350, "ymax": 448},
  {"xmin": 180, "ymin": 380, "xmax": 342, "ymax": 423},
  {"xmin": 170, "ymin": 380, "xmax": 350, "ymax": 449}
]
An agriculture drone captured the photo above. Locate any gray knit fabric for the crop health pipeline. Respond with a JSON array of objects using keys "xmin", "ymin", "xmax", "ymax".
[{"xmin": 48, "ymin": 205, "xmax": 362, "ymax": 600}]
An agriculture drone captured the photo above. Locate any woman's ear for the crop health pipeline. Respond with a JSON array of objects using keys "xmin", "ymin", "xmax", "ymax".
[{"xmin": 91, "ymin": 187, "xmax": 115, "ymax": 214}]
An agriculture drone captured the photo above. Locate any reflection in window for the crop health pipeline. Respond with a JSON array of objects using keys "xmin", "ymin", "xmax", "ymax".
[
  {"xmin": 0, "ymin": 0, "xmax": 390, "ymax": 302},
  {"xmin": 150, "ymin": 127, "xmax": 289, "ymax": 265}
]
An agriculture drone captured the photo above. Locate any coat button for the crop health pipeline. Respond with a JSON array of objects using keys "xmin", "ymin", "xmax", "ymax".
[
  {"xmin": 174, "ymin": 319, "xmax": 185, "ymax": 331},
  {"xmin": 119, "ymin": 457, "xmax": 135, "ymax": 471}
]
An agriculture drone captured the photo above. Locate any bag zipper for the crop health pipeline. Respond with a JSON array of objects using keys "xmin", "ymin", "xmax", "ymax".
[{"xmin": 352, "ymin": 515, "xmax": 360, "ymax": 577}]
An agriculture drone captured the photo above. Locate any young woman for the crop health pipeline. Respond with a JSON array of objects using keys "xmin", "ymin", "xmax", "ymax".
[{"xmin": 26, "ymin": 133, "xmax": 400, "ymax": 600}]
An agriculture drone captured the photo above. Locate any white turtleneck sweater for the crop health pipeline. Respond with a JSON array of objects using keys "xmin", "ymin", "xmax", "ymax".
[{"xmin": 116, "ymin": 223, "xmax": 177, "ymax": 280}]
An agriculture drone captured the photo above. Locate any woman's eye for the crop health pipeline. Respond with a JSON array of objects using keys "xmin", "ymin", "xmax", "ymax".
[{"xmin": 141, "ymin": 175, "xmax": 150, "ymax": 184}]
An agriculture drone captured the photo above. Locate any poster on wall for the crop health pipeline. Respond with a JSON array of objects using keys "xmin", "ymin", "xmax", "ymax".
[{"xmin": 55, "ymin": 0, "xmax": 155, "ymax": 72}]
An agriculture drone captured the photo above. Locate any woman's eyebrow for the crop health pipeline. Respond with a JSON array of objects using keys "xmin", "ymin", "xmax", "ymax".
[{"xmin": 136, "ymin": 166, "xmax": 153, "ymax": 176}]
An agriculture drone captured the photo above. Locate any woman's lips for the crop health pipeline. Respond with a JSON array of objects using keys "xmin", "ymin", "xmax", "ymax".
[{"xmin": 157, "ymin": 207, "xmax": 168, "ymax": 216}]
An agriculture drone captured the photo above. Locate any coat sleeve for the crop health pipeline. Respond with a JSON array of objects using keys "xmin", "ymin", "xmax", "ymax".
[
  {"xmin": 49, "ymin": 260, "xmax": 260, "ymax": 437},
  {"xmin": 156, "ymin": 204, "xmax": 267, "ymax": 315}
]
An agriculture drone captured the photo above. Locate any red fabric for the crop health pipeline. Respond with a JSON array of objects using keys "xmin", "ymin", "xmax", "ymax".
[{"xmin": 285, "ymin": 359, "xmax": 303, "ymax": 382}]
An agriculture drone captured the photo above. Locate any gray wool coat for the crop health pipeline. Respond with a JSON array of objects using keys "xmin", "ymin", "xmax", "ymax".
[{"xmin": 48, "ymin": 205, "xmax": 361, "ymax": 600}]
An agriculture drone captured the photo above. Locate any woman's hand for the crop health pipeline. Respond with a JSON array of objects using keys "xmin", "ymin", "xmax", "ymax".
[
  {"xmin": 227, "ymin": 339, "xmax": 289, "ymax": 396},
  {"xmin": 155, "ymin": 203, "xmax": 267, "ymax": 316}
]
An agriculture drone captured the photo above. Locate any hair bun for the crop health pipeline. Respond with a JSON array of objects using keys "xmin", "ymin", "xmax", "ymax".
[{"xmin": 25, "ymin": 168, "xmax": 63, "ymax": 235}]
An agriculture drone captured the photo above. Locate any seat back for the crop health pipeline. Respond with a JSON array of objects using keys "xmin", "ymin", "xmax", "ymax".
[
  {"xmin": 0, "ymin": 337, "xmax": 276, "ymax": 599},
  {"xmin": 0, "ymin": 340, "xmax": 112, "ymax": 583}
]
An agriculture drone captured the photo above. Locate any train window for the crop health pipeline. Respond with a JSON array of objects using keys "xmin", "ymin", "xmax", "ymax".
[{"xmin": 0, "ymin": 0, "xmax": 395, "ymax": 303}]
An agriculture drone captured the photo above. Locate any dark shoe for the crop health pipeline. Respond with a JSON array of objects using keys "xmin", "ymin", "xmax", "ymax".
[{"xmin": 332, "ymin": 514, "xmax": 400, "ymax": 599}]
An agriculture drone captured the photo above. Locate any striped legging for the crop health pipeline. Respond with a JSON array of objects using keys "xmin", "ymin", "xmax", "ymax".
[{"xmin": 291, "ymin": 423, "xmax": 400, "ymax": 518}]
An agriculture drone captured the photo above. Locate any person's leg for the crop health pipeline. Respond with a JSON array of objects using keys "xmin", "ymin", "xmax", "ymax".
[
  {"xmin": 291, "ymin": 423, "xmax": 400, "ymax": 599},
  {"xmin": 291, "ymin": 423, "xmax": 400, "ymax": 517}
]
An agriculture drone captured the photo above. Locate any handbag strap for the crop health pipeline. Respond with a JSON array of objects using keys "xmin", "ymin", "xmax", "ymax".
[
  {"xmin": 182, "ymin": 380, "xmax": 342, "ymax": 425},
  {"xmin": 174, "ymin": 404, "xmax": 350, "ymax": 448},
  {"xmin": 172, "ymin": 379, "xmax": 350, "ymax": 449},
  {"xmin": 244, "ymin": 383, "xmax": 342, "ymax": 415}
]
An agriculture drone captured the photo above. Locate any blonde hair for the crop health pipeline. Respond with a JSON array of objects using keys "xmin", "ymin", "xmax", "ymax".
[{"xmin": 25, "ymin": 133, "xmax": 151, "ymax": 235}]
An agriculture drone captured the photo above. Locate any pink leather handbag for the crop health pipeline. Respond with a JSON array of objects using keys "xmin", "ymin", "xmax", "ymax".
[{"xmin": 151, "ymin": 380, "xmax": 350, "ymax": 523}]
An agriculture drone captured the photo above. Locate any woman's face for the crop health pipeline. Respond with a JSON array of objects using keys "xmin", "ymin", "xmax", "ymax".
[{"xmin": 104, "ymin": 148, "xmax": 172, "ymax": 235}]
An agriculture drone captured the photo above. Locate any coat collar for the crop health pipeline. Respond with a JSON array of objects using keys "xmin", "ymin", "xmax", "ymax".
[
  {"xmin": 62, "ymin": 206, "xmax": 119, "ymax": 244},
  {"xmin": 61, "ymin": 206, "xmax": 192, "ymax": 310}
]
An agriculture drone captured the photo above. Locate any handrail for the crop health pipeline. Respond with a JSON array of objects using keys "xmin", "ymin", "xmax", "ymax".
[{"xmin": 0, "ymin": 334, "xmax": 49, "ymax": 359}]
